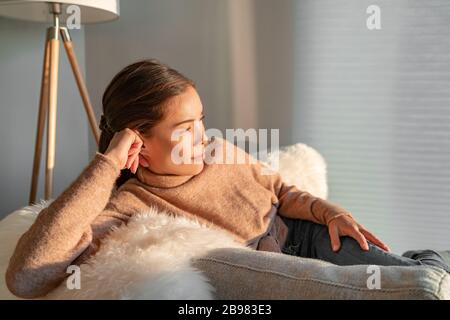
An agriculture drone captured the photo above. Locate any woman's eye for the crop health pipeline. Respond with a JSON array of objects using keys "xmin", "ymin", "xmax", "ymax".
[{"xmin": 181, "ymin": 116, "xmax": 204, "ymax": 133}]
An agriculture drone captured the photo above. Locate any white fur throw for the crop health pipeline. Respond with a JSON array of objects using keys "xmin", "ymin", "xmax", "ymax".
[
  {"xmin": 0, "ymin": 143, "xmax": 327, "ymax": 300},
  {"xmin": 47, "ymin": 206, "xmax": 247, "ymax": 300}
]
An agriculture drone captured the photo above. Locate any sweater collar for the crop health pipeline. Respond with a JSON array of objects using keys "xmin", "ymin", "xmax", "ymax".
[{"xmin": 136, "ymin": 165, "xmax": 197, "ymax": 188}]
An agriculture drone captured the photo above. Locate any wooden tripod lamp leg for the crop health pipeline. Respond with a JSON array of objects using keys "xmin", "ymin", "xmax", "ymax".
[
  {"xmin": 29, "ymin": 31, "xmax": 51, "ymax": 205},
  {"xmin": 45, "ymin": 26, "xmax": 60, "ymax": 200},
  {"xmin": 61, "ymin": 27, "xmax": 100, "ymax": 145}
]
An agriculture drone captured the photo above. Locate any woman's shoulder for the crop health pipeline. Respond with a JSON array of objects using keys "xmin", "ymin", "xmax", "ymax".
[{"xmin": 107, "ymin": 178, "xmax": 152, "ymax": 215}]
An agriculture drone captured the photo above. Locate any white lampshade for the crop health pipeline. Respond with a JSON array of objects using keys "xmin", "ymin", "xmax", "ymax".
[{"xmin": 0, "ymin": 0, "xmax": 119, "ymax": 24}]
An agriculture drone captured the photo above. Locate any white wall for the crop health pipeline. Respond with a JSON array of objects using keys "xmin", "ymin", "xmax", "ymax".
[
  {"xmin": 254, "ymin": 0, "xmax": 296, "ymax": 147},
  {"xmin": 0, "ymin": 18, "xmax": 88, "ymax": 219}
]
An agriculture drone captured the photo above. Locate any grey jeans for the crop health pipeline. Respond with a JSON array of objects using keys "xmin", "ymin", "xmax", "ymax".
[{"xmin": 280, "ymin": 216, "xmax": 450, "ymax": 275}]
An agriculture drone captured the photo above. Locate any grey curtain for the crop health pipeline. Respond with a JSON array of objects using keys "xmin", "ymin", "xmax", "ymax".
[{"xmin": 293, "ymin": 0, "xmax": 450, "ymax": 254}]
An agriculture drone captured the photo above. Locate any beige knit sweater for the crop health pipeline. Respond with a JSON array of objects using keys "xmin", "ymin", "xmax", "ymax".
[{"xmin": 5, "ymin": 137, "xmax": 350, "ymax": 298}]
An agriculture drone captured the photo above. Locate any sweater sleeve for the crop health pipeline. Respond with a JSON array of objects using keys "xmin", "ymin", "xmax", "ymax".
[
  {"xmin": 5, "ymin": 152, "xmax": 124, "ymax": 299},
  {"xmin": 253, "ymin": 162, "xmax": 352, "ymax": 225},
  {"xmin": 276, "ymin": 182, "xmax": 352, "ymax": 225}
]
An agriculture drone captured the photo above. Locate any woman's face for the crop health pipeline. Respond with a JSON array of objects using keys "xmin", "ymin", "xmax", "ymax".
[{"xmin": 137, "ymin": 86, "xmax": 208, "ymax": 176}]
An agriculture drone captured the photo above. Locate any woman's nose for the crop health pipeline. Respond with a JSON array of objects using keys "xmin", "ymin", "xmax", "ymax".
[
  {"xmin": 194, "ymin": 132, "xmax": 208, "ymax": 147},
  {"xmin": 193, "ymin": 120, "xmax": 207, "ymax": 145},
  {"xmin": 201, "ymin": 131, "xmax": 209, "ymax": 145}
]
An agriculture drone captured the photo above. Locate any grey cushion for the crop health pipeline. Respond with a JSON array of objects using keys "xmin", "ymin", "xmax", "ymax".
[
  {"xmin": 192, "ymin": 248, "xmax": 450, "ymax": 300},
  {"xmin": 438, "ymin": 251, "xmax": 450, "ymax": 266}
]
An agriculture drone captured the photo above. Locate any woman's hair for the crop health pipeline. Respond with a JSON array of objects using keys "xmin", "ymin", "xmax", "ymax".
[{"xmin": 98, "ymin": 58, "xmax": 196, "ymax": 188}]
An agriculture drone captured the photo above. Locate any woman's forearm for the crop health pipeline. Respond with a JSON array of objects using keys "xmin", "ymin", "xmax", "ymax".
[
  {"xmin": 5, "ymin": 152, "xmax": 121, "ymax": 299},
  {"xmin": 276, "ymin": 183, "xmax": 350, "ymax": 225}
]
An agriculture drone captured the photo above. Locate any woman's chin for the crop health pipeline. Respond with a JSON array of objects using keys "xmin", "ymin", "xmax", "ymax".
[
  {"xmin": 173, "ymin": 161, "xmax": 204, "ymax": 176},
  {"xmin": 190, "ymin": 161, "xmax": 205, "ymax": 175}
]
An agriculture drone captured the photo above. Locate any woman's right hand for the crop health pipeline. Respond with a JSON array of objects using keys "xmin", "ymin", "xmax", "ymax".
[{"xmin": 103, "ymin": 128, "xmax": 145, "ymax": 174}]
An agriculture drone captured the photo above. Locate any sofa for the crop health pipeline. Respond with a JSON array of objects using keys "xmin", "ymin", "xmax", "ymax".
[{"xmin": 1, "ymin": 143, "xmax": 449, "ymax": 300}]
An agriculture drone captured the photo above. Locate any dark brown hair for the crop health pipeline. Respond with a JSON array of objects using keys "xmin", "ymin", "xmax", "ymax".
[{"xmin": 98, "ymin": 58, "xmax": 195, "ymax": 188}]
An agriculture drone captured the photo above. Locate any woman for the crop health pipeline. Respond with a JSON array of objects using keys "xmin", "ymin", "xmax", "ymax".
[{"xmin": 6, "ymin": 59, "xmax": 450, "ymax": 299}]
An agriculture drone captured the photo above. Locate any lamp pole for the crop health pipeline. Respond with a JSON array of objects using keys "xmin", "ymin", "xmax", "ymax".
[{"xmin": 29, "ymin": 2, "xmax": 100, "ymax": 204}]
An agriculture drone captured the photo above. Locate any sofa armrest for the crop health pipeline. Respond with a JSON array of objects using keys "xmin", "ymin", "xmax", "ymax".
[{"xmin": 192, "ymin": 248, "xmax": 450, "ymax": 300}]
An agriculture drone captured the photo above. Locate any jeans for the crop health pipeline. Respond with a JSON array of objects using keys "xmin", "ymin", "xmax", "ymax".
[{"xmin": 280, "ymin": 216, "xmax": 450, "ymax": 275}]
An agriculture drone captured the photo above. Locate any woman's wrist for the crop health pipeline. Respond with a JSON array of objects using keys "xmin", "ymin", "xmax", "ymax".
[
  {"xmin": 326, "ymin": 212, "xmax": 353, "ymax": 226},
  {"xmin": 99, "ymin": 151, "xmax": 122, "ymax": 172}
]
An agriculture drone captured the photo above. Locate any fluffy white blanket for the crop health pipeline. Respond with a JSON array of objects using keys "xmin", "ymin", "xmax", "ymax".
[{"xmin": 47, "ymin": 205, "xmax": 247, "ymax": 300}]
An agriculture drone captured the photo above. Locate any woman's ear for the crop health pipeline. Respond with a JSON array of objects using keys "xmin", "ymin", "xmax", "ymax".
[
  {"xmin": 138, "ymin": 153, "xmax": 150, "ymax": 168},
  {"xmin": 131, "ymin": 129, "xmax": 150, "ymax": 168},
  {"xmin": 132, "ymin": 129, "xmax": 147, "ymax": 149}
]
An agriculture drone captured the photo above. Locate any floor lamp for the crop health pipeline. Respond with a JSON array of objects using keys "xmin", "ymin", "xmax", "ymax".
[{"xmin": 0, "ymin": 0, "xmax": 119, "ymax": 204}]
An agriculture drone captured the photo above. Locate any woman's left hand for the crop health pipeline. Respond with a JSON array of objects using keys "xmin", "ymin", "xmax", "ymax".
[{"xmin": 327, "ymin": 214, "xmax": 391, "ymax": 253}]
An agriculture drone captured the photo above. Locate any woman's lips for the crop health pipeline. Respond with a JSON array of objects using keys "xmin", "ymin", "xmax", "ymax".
[{"xmin": 191, "ymin": 148, "xmax": 205, "ymax": 160}]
